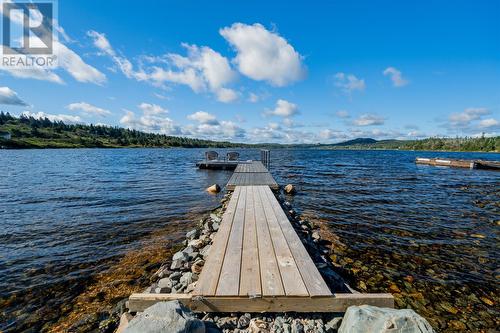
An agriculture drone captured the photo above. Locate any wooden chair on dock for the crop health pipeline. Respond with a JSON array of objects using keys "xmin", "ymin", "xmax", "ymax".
[
  {"xmin": 205, "ymin": 151, "xmax": 219, "ymax": 161},
  {"xmin": 226, "ymin": 152, "xmax": 240, "ymax": 161}
]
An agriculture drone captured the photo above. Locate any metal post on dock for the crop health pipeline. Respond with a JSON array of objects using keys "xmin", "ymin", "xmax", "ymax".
[{"xmin": 261, "ymin": 149, "xmax": 270, "ymax": 170}]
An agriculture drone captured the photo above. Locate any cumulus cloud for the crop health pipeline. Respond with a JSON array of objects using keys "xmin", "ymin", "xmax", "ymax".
[
  {"xmin": 22, "ymin": 111, "xmax": 82, "ymax": 124},
  {"xmin": 352, "ymin": 114, "xmax": 385, "ymax": 126},
  {"xmin": 335, "ymin": 110, "xmax": 350, "ymax": 118},
  {"xmin": 187, "ymin": 111, "xmax": 219, "ymax": 125},
  {"xmin": 448, "ymin": 107, "xmax": 490, "ymax": 128},
  {"xmin": 0, "ymin": 87, "xmax": 28, "ymax": 106},
  {"xmin": 318, "ymin": 129, "xmax": 346, "ymax": 140},
  {"xmin": 67, "ymin": 102, "xmax": 111, "ymax": 117},
  {"xmin": 216, "ymin": 87, "xmax": 239, "ymax": 103},
  {"xmin": 88, "ymin": 31, "xmax": 238, "ymax": 102},
  {"xmin": 138, "ymin": 103, "xmax": 168, "ymax": 116},
  {"xmin": 220, "ymin": 23, "xmax": 306, "ymax": 86},
  {"xmin": 120, "ymin": 110, "xmax": 180, "ymax": 135},
  {"xmin": 334, "ymin": 73, "xmax": 365, "ymax": 94},
  {"xmin": 478, "ymin": 118, "xmax": 499, "ymax": 129},
  {"xmin": 267, "ymin": 99, "xmax": 299, "ymax": 117},
  {"xmin": 383, "ymin": 67, "xmax": 408, "ymax": 87}
]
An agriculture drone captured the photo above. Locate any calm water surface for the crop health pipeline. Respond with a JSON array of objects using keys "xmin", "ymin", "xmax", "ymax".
[{"xmin": 1, "ymin": 148, "xmax": 499, "ymax": 332}]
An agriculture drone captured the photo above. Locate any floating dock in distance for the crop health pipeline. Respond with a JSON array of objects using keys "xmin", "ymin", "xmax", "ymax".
[
  {"xmin": 416, "ymin": 157, "xmax": 500, "ymax": 170},
  {"xmin": 128, "ymin": 184, "xmax": 394, "ymax": 313},
  {"xmin": 196, "ymin": 160, "xmax": 251, "ymax": 170}
]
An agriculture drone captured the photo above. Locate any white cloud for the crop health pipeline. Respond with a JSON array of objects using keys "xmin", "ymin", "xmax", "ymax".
[
  {"xmin": 335, "ymin": 110, "xmax": 350, "ymax": 118},
  {"xmin": 216, "ymin": 87, "xmax": 239, "ymax": 103},
  {"xmin": 120, "ymin": 110, "xmax": 180, "ymax": 135},
  {"xmin": 0, "ymin": 87, "xmax": 28, "ymax": 106},
  {"xmin": 220, "ymin": 23, "xmax": 306, "ymax": 86},
  {"xmin": 319, "ymin": 129, "xmax": 346, "ymax": 140},
  {"xmin": 88, "ymin": 31, "xmax": 237, "ymax": 102},
  {"xmin": 267, "ymin": 99, "xmax": 299, "ymax": 117},
  {"xmin": 55, "ymin": 42, "xmax": 106, "ymax": 85},
  {"xmin": 478, "ymin": 118, "xmax": 499, "ymax": 129},
  {"xmin": 334, "ymin": 73, "xmax": 365, "ymax": 94},
  {"xmin": 352, "ymin": 114, "xmax": 385, "ymax": 126},
  {"xmin": 186, "ymin": 120, "xmax": 245, "ymax": 140},
  {"xmin": 448, "ymin": 107, "xmax": 490, "ymax": 127},
  {"xmin": 383, "ymin": 67, "xmax": 408, "ymax": 87},
  {"xmin": 22, "ymin": 111, "xmax": 82, "ymax": 124},
  {"xmin": 187, "ymin": 111, "xmax": 219, "ymax": 125},
  {"xmin": 67, "ymin": 102, "xmax": 111, "ymax": 117},
  {"xmin": 138, "ymin": 103, "xmax": 168, "ymax": 116}
]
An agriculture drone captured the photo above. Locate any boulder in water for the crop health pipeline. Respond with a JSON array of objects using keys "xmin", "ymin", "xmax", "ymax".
[
  {"xmin": 206, "ymin": 184, "xmax": 221, "ymax": 194},
  {"xmin": 338, "ymin": 305, "xmax": 435, "ymax": 333},
  {"xmin": 284, "ymin": 184, "xmax": 296, "ymax": 195}
]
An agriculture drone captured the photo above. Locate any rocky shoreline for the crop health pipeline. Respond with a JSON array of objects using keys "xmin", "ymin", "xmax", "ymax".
[{"xmin": 106, "ymin": 187, "xmax": 434, "ymax": 333}]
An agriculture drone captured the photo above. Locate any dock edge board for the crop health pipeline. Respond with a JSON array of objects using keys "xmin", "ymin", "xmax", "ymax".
[{"xmin": 127, "ymin": 293, "xmax": 395, "ymax": 313}]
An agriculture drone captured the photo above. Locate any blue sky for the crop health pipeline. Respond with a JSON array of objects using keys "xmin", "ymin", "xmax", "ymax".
[{"xmin": 0, "ymin": 0, "xmax": 499, "ymax": 143}]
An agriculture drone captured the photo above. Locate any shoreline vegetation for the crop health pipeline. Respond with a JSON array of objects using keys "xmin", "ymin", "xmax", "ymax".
[{"xmin": 1, "ymin": 112, "xmax": 498, "ymax": 152}]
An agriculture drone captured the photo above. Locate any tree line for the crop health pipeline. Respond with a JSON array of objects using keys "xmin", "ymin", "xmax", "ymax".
[{"xmin": 0, "ymin": 112, "xmax": 245, "ymax": 148}]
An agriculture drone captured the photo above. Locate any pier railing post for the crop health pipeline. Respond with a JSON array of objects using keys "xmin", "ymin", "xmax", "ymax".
[{"xmin": 261, "ymin": 150, "xmax": 270, "ymax": 170}]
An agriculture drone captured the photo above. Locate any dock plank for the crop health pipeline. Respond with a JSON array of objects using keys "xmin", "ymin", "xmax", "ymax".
[
  {"xmin": 216, "ymin": 187, "xmax": 247, "ymax": 295},
  {"xmin": 258, "ymin": 186, "xmax": 309, "ymax": 296},
  {"xmin": 239, "ymin": 186, "xmax": 262, "ymax": 296},
  {"xmin": 193, "ymin": 187, "xmax": 241, "ymax": 296},
  {"xmin": 253, "ymin": 186, "xmax": 285, "ymax": 296},
  {"xmin": 262, "ymin": 186, "xmax": 332, "ymax": 296}
]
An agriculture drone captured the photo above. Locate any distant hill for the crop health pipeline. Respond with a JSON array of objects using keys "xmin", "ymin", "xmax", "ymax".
[
  {"xmin": 332, "ymin": 138, "xmax": 378, "ymax": 146},
  {"xmin": 319, "ymin": 137, "xmax": 498, "ymax": 152}
]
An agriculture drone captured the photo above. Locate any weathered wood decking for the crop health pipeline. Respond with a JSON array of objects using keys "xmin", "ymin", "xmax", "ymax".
[
  {"xmin": 128, "ymin": 160, "xmax": 394, "ymax": 313},
  {"xmin": 194, "ymin": 185, "xmax": 331, "ymax": 298},
  {"xmin": 227, "ymin": 161, "xmax": 279, "ymax": 190}
]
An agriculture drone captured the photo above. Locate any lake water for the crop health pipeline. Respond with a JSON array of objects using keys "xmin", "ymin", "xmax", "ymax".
[{"xmin": 1, "ymin": 148, "xmax": 499, "ymax": 332}]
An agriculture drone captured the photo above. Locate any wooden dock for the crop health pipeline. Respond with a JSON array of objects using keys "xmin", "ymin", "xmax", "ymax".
[
  {"xmin": 416, "ymin": 157, "xmax": 500, "ymax": 170},
  {"xmin": 227, "ymin": 161, "xmax": 279, "ymax": 190},
  {"xmin": 128, "ymin": 159, "xmax": 394, "ymax": 313}
]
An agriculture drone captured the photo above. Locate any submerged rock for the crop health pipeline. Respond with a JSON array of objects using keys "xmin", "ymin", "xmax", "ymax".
[
  {"xmin": 338, "ymin": 305, "xmax": 435, "ymax": 333},
  {"xmin": 124, "ymin": 301, "xmax": 205, "ymax": 333}
]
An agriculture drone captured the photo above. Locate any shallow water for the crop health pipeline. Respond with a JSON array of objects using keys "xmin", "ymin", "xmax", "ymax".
[{"xmin": 1, "ymin": 148, "xmax": 499, "ymax": 332}]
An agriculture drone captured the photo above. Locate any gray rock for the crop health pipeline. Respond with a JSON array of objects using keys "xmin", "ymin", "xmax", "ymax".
[
  {"xmin": 291, "ymin": 319, "xmax": 304, "ymax": 333},
  {"xmin": 188, "ymin": 239, "xmax": 204, "ymax": 249},
  {"xmin": 237, "ymin": 313, "xmax": 251, "ymax": 328},
  {"xmin": 169, "ymin": 271, "xmax": 182, "ymax": 280},
  {"xmin": 210, "ymin": 214, "xmax": 221, "ymax": 223},
  {"xmin": 173, "ymin": 251, "xmax": 189, "ymax": 261},
  {"xmin": 124, "ymin": 301, "xmax": 205, "ymax": 333},
  {"xmin": 212, "ymin": 222, "xmax": 220, "ymax": 231},
  {"xmin": 200, "ymin": 245, "xmax": 211, "ymax": 259},
  {"xmin": 186, "ymin": 229, "xmax": 199, "ymax": 240},
  {"xmin": 155, "ymin": 278, "xmax": 172, "ymax": 293},
  {"xmin": 180, "ymin": 272, "xmax": 194, "ymax": 286},
  {"xmin": 325, "ymin": 317, "xmax": 342, "ymax": 332},
  {"xmin": 338, "ymin": 305, "xmax": 435, "ymax": 333}
]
